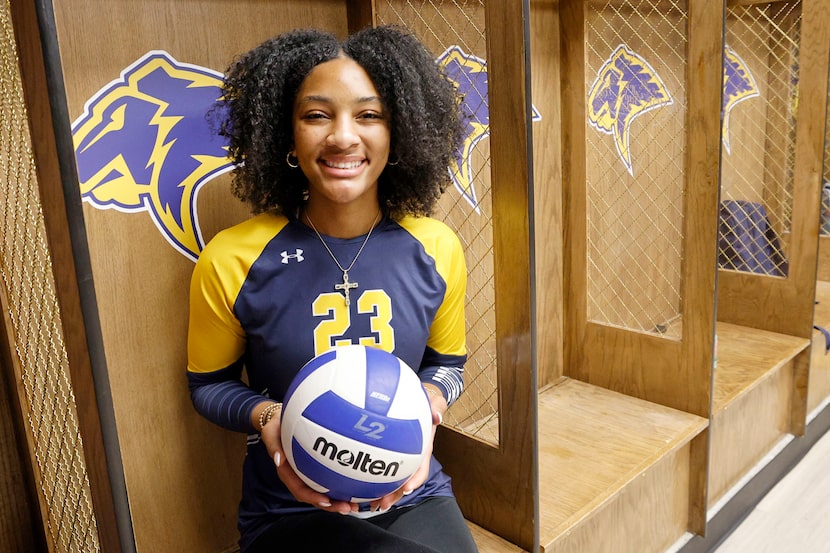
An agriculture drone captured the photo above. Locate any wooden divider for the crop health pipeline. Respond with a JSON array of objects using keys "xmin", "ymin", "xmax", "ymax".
[
  {"xmin": 367, "ymin": 1, "xmax": 539, "ymax": 548},
  {"xmin": 531, "ymin": 0, "xmax": 566, "ymax": 390},
  {"xmin": 561, "ymin": 0, "xmax": 722, "ymax": 420}
]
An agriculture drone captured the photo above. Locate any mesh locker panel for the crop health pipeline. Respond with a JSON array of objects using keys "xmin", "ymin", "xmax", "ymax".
[
  {"xmin": 0, "ymin": 1, "xmax": 100, "ymax": 550},
  {"xmin": 719, "ymin": 2, "xmax": 801, "ymax": 276},
  {"xmin": 584, "ymin": 0, "xmax": 688, "ymax": 337},
  {"xmin": 376, "ymin": 0, "xmax": 499, "ymax": 444}
]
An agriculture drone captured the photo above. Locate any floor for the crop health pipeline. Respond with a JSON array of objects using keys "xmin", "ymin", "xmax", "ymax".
[{"xmin": 711, "ymin": 426, "xmax": 830, "ymax": 553}]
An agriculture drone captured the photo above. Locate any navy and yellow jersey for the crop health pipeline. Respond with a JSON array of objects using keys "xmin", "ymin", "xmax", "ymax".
[{"xmin": 186, "ymin": 211, "xmax": 467, "ymax": 547}]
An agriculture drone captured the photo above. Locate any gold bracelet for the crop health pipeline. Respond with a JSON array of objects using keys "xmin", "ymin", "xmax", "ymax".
[{"xmin": 258, "ymin": 402, "xmax": 282, "ymax": 432}]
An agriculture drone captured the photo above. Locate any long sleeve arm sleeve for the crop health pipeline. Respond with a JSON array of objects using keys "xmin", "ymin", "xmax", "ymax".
[{"xmin": 187, "ymin": 362, "xmax": 262, "ymax": 434}]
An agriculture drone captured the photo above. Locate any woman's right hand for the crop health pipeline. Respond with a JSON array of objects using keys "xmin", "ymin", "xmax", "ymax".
[{"xmin": 259, "ymin": 416, "xmax": 356, "ymax": 514}]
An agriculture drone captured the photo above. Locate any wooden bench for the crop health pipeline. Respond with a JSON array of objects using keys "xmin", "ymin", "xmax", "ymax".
[
  {"xmin": 708, "ymin": 322, "xmax": 810, "ymax": 509},
  {"xmin": 452, "ymin": 377, "xmax": 706, "ymax": 553},
  {"xmin": 538, "ymin": 378, "xmax": 707, "ymax": 553}
]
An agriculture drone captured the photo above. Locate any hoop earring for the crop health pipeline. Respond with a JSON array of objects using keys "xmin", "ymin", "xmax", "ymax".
[
  {"xmin": 387, "ymin": 158, "xmax": 399, "ymax": 166},
  {"xmin": 286, "ymin": 151, "xmax": 299, "ymax": 169}
]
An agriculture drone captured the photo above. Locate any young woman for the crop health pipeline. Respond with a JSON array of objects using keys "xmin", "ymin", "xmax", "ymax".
[{"xmin": 187, "ymin": 25, "xmax": 478, "ymax": 553}]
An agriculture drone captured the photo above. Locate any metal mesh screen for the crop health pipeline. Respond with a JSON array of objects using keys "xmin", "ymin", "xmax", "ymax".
[
  {"xmin": 376, "ymin": 0, "xmax": 498, "ymax": 445},
  {"xmin": 718, "ymin": 2, "xmax": 801, "ymax": 277},
  {"xmin": 584, "ymin": 0, "xmax": 688, "ymax": 337},
  {"xmin": 0, "ymin": 2, "xmax": 100, "ymax": 551}
]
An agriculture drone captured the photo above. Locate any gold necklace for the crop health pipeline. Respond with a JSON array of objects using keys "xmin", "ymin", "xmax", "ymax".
[{"xmin": 305, "ymin": 210, "xmax": 381, "ymax": 306}]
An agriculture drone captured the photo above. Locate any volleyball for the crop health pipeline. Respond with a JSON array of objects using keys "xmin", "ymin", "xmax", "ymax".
[{"xmin": 280, "ymin": 345, "xmax": 433, "ymax": 503}]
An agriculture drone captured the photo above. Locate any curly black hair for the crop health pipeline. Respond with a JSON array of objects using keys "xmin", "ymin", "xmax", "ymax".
[{"xmin": 214, "ymin": 25, "xmax": 464, "ymax": 219}]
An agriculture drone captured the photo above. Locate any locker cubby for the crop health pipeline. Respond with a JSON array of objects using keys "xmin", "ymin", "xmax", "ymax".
[
  {"xmin": 709, "ymin": 0, "xmax": 829, "ymax": 512},
  {"xmin": 551, "ymin": 0, "xmax": 718, "ymax": 551}
]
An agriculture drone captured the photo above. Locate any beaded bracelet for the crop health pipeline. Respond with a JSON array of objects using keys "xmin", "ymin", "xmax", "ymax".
[{"xmin": 258, "ymin": 402, "xmax": 282, "ymax": 432}]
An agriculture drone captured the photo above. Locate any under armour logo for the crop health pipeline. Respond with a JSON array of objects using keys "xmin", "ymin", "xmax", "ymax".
[{"xmin": 280, "ymin": 249, "xmax": 304, "ymax": 264}]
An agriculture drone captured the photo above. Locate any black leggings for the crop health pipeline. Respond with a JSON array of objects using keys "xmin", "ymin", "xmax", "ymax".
[{"xmin": 245, "ymin": 497, "xmax": 479, "ymax": 553}]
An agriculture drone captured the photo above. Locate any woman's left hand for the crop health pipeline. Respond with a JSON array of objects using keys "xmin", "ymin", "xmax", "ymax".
[{"xmin": 368, "ymin": 385, "xmax": 447, "ymax": 512}]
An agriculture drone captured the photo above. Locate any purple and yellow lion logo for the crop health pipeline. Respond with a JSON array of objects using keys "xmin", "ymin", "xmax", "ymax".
[
  {"xmin": 439, "ymin": 46, "xmax": 541, "ymax": 212},
  {"xmin": 722, "ymin": 45, "xmax": 760, "ymax": 154},
  {"xmin": 72, "ymin": 51, "xmax": 231, "ymax": 262},
  {"xmin": 587, "ymin": 44, "xmax": 673, "ymax": 175}
]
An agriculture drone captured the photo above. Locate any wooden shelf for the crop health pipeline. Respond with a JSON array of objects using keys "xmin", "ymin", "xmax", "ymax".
[
  {"xmin": 538, "ymin": 378, "xmax": 707, "ymax": 553},
  {"xmin": 713, "ymin": 322, "xmax": 809, "ymax": 413}
]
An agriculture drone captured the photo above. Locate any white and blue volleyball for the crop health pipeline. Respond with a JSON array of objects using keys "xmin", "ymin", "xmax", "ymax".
[{"xmin": 280, "ymin": 345, "xmax": 433, "ymax": 503}]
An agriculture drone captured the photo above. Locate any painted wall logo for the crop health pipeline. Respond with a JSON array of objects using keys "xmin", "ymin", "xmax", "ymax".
[
  {"xmin": 722, "ymin": 45, "xmax": 760, "ymax": 155},
  {"xmin": 439, "ymin": 46, "xmax": 541, "ymax": 212},
  {"xmin": 72, "ymin": 51, "xmax": 232, "ymax": 262},
  {"xmin": 587, "ymin": 44, "xmax": 673, "ymax": 175}
]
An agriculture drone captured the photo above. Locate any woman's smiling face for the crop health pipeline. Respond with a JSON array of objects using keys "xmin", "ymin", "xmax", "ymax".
[{"xmin": 292, "ymin": 56, "xmax": 391, "ymax": 210}]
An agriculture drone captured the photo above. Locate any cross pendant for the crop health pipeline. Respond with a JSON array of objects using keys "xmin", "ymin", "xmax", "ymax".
[{"xmin": 334, "ymin": 271, "xmax": 358, "ymax": 306}]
